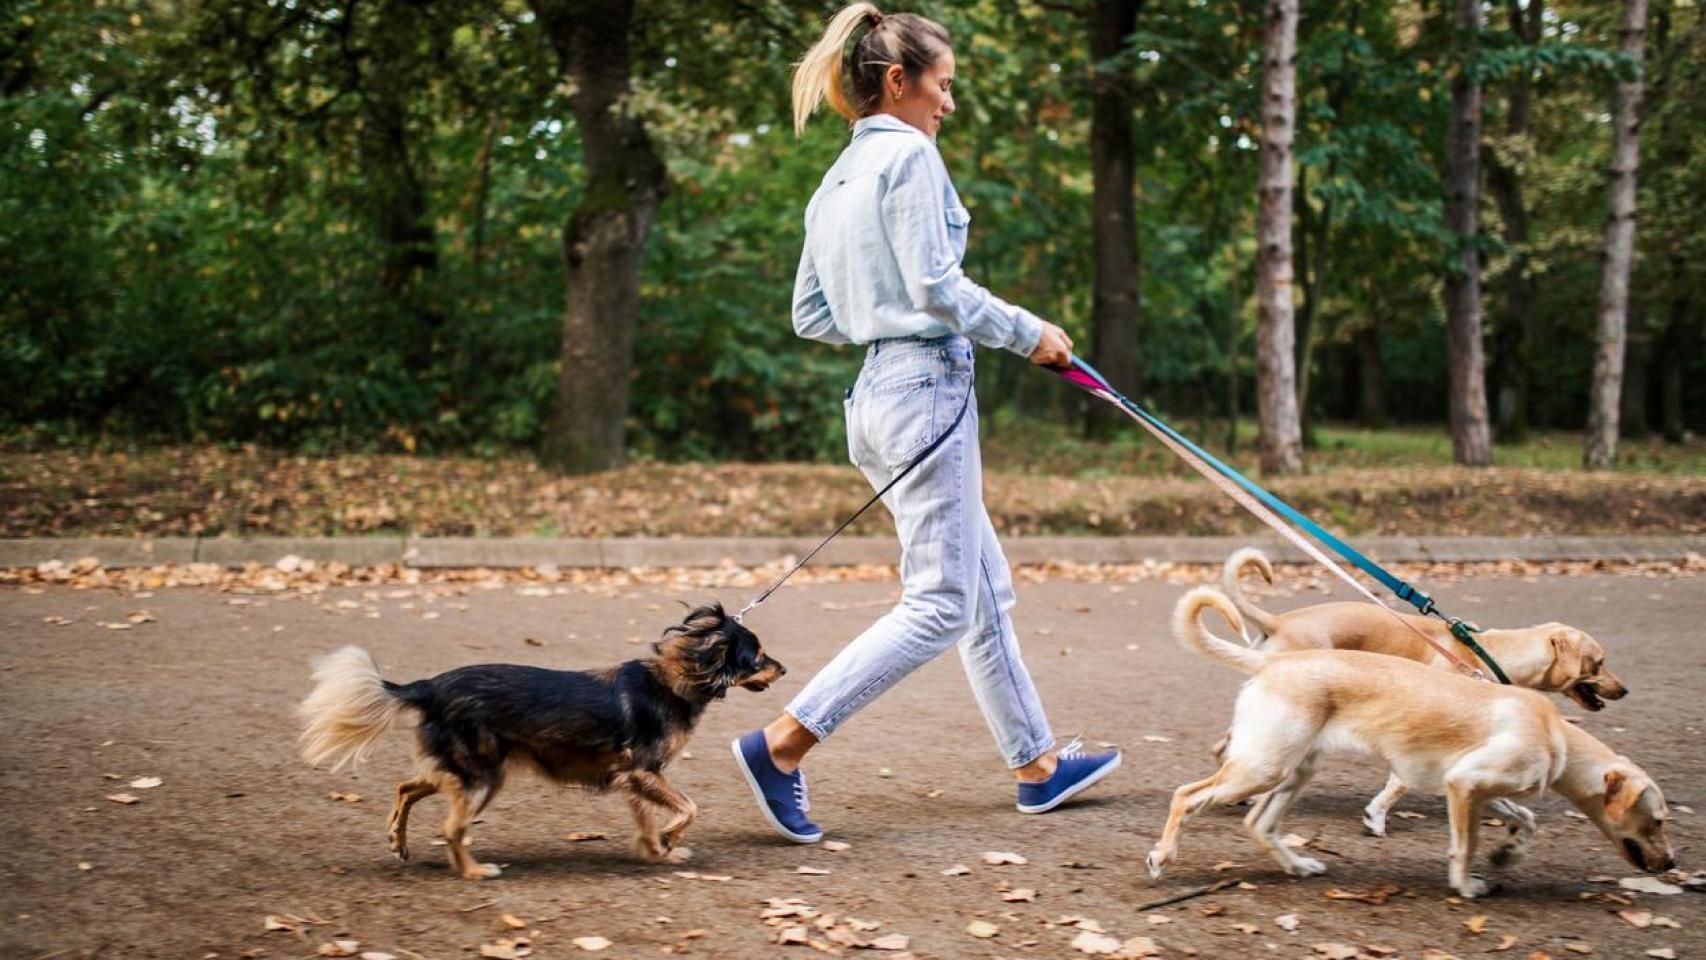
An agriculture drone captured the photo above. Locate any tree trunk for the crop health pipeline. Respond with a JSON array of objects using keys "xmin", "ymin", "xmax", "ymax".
[
  {"xmin": 1442, "ymin": 0, "xmax": 1493, "ymax": 466},
  {"xmin": 1356, "ymin": 319, "xmax": 1388, "ymax": 427},
  {"xmin": 1485, "ymin": 0, "xmax": 1542, "ymax": 445},
  {"xmin": 533, "ymin": 0, "xmax": 668, "ymax": 475},
  {"xmin": 1086, "ymin": 0, "xmax": 1145, "ymax": 436},
  {"xmin": 1255, "ymin": 0, "xmax": 1303, "ymax": 475},
  {"xmin": 1584, "ymin": 0, "xmax": 1649, "ymax": 469}
]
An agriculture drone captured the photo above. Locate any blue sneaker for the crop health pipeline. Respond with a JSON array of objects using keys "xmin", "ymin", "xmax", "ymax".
[
  {"xmin": 731, "ymin": 730, "xmax": 823, "ymax": 843},
  {"xmin": 1016, "ymin": 738, "xmax": 1122, "ymax": 814}
]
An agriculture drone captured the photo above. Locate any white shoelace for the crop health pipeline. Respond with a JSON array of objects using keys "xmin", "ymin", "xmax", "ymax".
[
  {"xmin": 792, "ymin": 772, "xmax": 810, "ymax": 813},
  {"xmin": 1058, "ymin": 735, "xmax": 1087, "ymax": 761}
]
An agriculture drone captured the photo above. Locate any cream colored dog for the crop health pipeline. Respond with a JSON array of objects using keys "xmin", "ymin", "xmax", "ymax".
[
  {"xmin": 1222, "ymin": 547, "xmax": 1629, "ymax": 835},
  {"xmin": 1148, "ymin": 588, "xmax": 1675, "ymax": 898}
]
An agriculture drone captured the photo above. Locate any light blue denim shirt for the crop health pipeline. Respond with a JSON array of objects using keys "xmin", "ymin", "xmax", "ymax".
[{"xmin": 792, "ymin": 114, "xmax": 1044, "ymax": 358}]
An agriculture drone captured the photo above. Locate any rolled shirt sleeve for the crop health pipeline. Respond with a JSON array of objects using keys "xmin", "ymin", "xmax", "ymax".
[
  {"xmin": 879, "ymin": 145, "xmax": 1043, "ymax": 358},
  {"xmin": 791, "ymin": 243, "xmax": 848, "ymax": 345}
]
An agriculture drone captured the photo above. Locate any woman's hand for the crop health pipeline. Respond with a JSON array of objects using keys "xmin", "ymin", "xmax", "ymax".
[{"xmin": 1028, "ymin": 320, "xmax": 1075, "ymax": 367}]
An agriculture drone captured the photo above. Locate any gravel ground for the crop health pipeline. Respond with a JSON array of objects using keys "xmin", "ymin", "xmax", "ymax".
[{"xmin": 1, "ymin": 565, "xmax": 1701, "ymax": 959}]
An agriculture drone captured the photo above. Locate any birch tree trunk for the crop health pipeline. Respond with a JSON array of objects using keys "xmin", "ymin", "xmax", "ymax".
[
  {"xmin": 1442, "ymin": 0, "xmax": 1493, "ymax": 466},
  {"xmin": 1584, "ymin": 0, "xmax": 1649, "ymax": 468},
  {"xmin": 1255, "ymin": 0, "xmax": 1303, "ymax": 475}
]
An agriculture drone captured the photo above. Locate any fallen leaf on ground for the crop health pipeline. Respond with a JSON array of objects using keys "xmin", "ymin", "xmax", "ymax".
[
  {"xmin": 479, "ymin": 938, "xmax": 532, "ymax": 959},
  {"xmin": 777, "ymin": 926, "xmax": 809, "ymax": 945},
  {"xmin": 1618, "ymin": 910, "xmax": 1653, "ymax": 928},
  {"xmin": 1651, "ymin": 916, "xmax": 1680, "ymax": 928},
  {"xmin": 1233, "ymin": 922, "xmax": 1260, "ymax": 934},
  {"xmin": 1118, "ymin": 937, "xmax": 1161, "ymax": 958},
  {"xmin": 1645, "ymin": 949, "xmax": 1676, "ymax": 959},
  {"xmin": 1490, "ymin": 934, "xmax": 1519, "ymax": 951},
  {"xmin": 941, "ymin": 864, "xmax": 971, "ymax": 876},
  {"xmin": 563, "ymin": 831, "xmax": 606, "ymax": 842},
  {"xmin": 982, "ymin": 851, "xmax": 1027, "ymax": 865},
  {"xmin": 316, "ymin": 942, "xmax": 360, "ymax": 958},
  {"xmin": 966, "ymin": 920, "xmax": 999, "ymax": 939},
  {"xmin": 571, "ymin": 936, "xmax": 611, "ymax": 951},
  {"xmin": 822, "ymin": 841, "xmax": 850, "ymax": 852},
  {"xmin": 1420, "ymin": 950, "xmax": 1462, "ymax": 960},
  {"xmin": 327, "ymin": 791, "xmax": 361, "ymax": 803},
  {"xmin": 105, "ymin": 793, "xmax": 139, "ymax": 805},
  {"xmin": 796, "ymin": 865, "xmax": 830, "ymax": 875},
  {"xmin": 1562, "ymin": 944, "xmax": 1593, "ymax": 955},
  {"xmin": 1619, "ymin": 877, "xmax": 1683, "ymax": 895},
  {"xmin": 1211, "ymin": 861, "xmax": 1243, "ymax": 872},
  {"xmin": 1324, "ymin": 883, "xmax": 1403, "ymax": 905},
  {"xmin": 1275, "ymin": 914, "xmax": 1300, "ymax": 932},
  {"xmin": 502, "ymin": 913, "xmax": 527, "ymax": 929},
  {"xmin": 1395, "ymin": 810, "xmax": 1428, "ymax": 820},
  {"xmin": 1198, "ymin": 904, "xmax": 1225, "ymax": 917},
  {"xmin": 868, "ymin": 933, "xmax": 909, "ymax": 950},
  {"xmin": 264, "ymin": 915, "xmax": 304, "ymax": 933},
  {"xmin": 1312, "ymin": 944, "xmax": 1359, "ymax": 960},
  {"xmin": 1466, "ymin": 915, "xmax": 1489, "ymax": 934},
  {"xmin": 1069, "ymin": 930, "xmax": 1121, "ymax": 954},
  {"xmin": 128, "ymin": 776, "xmax": 162, "ymax": 790},
  {"xmin": 1002, "ymin": 888, "xmax": 1036, "ymax": 902},
  {"xmin": 1280, "ymin": 833, "xmax": 1310, "ymax": 848},
  {"xmin": 360, "ymin": 952, "xmax": 396, "ymax": 960},
  {"xmin": 825, "ymin": 926, "xmax": 867, "ymax": 948},
  {"xmin": 1142, "ymin": 735, "xmax": 1171, "ymax": 743}
]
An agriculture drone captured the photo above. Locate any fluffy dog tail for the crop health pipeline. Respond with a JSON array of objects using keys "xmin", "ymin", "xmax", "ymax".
[
  {"xmin": 1221, "ymin": 547, "xmax": 1281, "ymax": 642},
  {"xmin": 299, "ymin": 646, "xmax": 411, "ymax": 772},
  {"xmin": 1173, "ymin": 587, "xmax": 1268, "ymax": 674}
]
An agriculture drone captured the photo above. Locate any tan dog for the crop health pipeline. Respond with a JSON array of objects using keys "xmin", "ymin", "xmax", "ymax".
[
  {"xmin": 1223, "ymin": 548, "xmax": 1628, "ymax": 710},
  {"xmin": 1223, "ymin": 547, "xmax": 1629, "ymax": 835},
  {"xmin": 1148, "ymin": 588, "xmax": 1675, "ymax": 898}
]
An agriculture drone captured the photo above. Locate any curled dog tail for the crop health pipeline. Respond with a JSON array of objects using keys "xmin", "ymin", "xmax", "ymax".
[
  {"xmin": 1173, "ymin": 587, "xmax": 1268, "ymax": 675},
  {"xmin": 1221, "ymin": 547, "xmax": 1281, "ymax": 642},
  {"xmin": 299, "ymin": 646, "xmax": 413, "ymax": 771}
]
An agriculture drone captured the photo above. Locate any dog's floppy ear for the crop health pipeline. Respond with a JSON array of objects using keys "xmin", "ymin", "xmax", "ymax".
[
  {"xmin": 1604, "ymin": 766, "xmax": 1643, "ymax": 821},
  {"xmin": 1549, "ymin": 628, "xmax": 1585, "ymax": 679}
]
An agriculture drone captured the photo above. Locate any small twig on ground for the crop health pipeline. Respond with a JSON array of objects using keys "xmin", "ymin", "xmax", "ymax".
[
  {"xmin": 1135, "ymin": 878, "xmax": 1239, "ymax": 911},
  {"xmin": 459, "ymin": 898, "xmax": 502, "ymax": 913}
]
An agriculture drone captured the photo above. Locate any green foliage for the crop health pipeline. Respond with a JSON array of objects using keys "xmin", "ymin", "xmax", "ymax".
[{"xmin": 2, "ymin": 0, "xmax": 1700, "ymax": 459}]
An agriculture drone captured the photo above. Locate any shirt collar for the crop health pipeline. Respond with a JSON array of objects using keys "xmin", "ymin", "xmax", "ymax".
[{"xmin": 853, "ymin": 113, "xmax": 922, "ymax": 137}]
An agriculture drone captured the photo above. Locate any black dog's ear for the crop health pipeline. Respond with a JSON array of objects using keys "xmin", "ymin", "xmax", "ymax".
[{"xmin": 729, "ymin": 628, "xmax": 761, "ymax": 674}]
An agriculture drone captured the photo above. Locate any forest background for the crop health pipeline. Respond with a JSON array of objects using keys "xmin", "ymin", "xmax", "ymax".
[{"xmin": 3, "ymin": 0, "xmax": 1702, "ymax": 541}]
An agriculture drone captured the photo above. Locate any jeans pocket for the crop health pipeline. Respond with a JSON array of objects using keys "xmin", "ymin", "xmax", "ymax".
[{"xmin": 863, "ymin": 376, "xmax": 938, "ymax": 469}]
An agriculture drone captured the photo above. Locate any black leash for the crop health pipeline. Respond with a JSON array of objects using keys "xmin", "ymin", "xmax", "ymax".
[{"xmin": 732, "ymin": 382, "xmax": 973, "ymax": 622}]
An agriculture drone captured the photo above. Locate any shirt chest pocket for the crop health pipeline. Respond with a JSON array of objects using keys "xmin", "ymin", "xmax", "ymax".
[{"xmin": 945, "ymin": 205, "xmax": 970, "ymax": 259}]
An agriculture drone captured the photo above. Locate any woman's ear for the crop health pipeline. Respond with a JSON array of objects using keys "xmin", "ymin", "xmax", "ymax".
[{"xmin": 885, "ymin": 62, "xmax": 905, "ymax": 100}]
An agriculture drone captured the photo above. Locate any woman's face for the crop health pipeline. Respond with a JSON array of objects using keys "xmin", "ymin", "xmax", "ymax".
[{"xmin": 883, "ymin": 44, "xmax": 956, "ymax": 140}]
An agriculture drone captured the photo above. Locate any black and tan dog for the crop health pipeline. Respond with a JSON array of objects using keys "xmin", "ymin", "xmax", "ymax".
[{"xmin": 299, "ymin": 603, "xmax": 784, "ymax": 879}]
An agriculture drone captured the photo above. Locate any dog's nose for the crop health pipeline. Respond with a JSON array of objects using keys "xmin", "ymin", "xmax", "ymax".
[{"xmin": 777, "ymin": 664, "xmax": 788, "ymax": 677}]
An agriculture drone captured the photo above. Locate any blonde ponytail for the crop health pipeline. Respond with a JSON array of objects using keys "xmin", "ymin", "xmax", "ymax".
[{"xmin": 792, "ymin": 3, "xmax": 883, "ymax": 136}]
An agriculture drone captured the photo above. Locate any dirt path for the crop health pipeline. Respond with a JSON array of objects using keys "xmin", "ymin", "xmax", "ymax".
[{"xmin": 1, "ymin": 568, "xmax": 1701, "ymax": 959}]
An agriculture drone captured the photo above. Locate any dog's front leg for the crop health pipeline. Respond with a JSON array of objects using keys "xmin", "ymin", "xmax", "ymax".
[
  {"xmin": 1444, "ymin": 781, "xmax": 1490, "ymax": 898},
  {"xmin": 1362, "ymin": 770, "xmax": 1407, "ymax": 837},
  {"xmin": 630, "ymin": 770, "xmax": 697, "ymax": 862}
]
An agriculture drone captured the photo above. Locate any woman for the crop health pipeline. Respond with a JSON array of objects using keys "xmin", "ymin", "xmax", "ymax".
[{"xmin": 732, "ymin": 3, "xmax": 1119, "ymax": 843}]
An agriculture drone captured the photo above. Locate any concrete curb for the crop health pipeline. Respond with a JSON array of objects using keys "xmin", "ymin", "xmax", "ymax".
[{"xmin": 1, "ymin": 535, "xmax": 1700, "ymax": 570}]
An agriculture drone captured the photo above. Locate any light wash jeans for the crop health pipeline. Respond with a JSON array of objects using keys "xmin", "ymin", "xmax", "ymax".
[{"xmin": 785, "ymin": 334, "xmax": 1055, "ymax": 769}]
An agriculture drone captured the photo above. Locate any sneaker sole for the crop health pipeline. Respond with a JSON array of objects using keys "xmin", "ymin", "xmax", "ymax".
[
  {"xmin": 1015, "ymin": 752, "xmax": 1123, "ymax": 814},
  {"xmin": 730, "ymin": 738, "xmax": 823, "ymax": 843}
]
